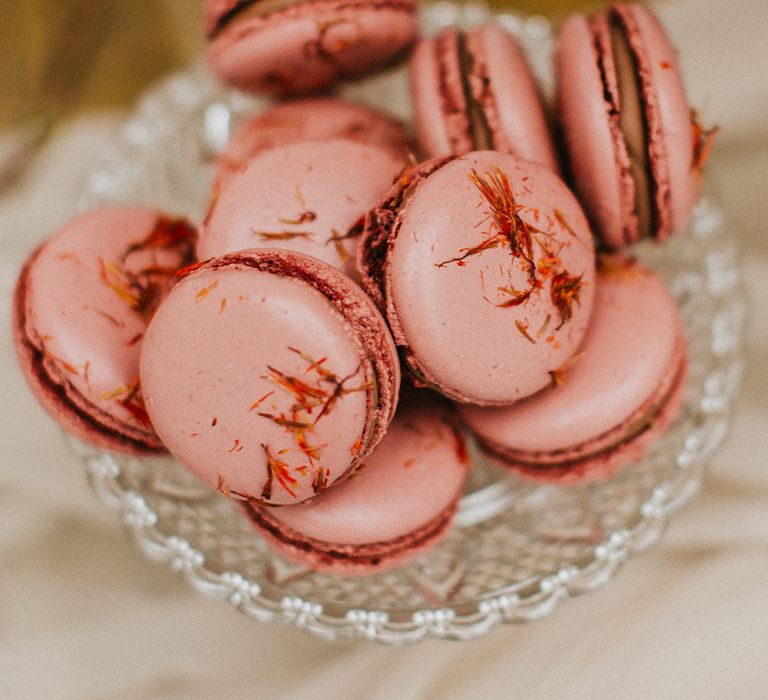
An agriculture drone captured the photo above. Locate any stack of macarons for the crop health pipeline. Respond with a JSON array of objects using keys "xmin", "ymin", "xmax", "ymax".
[{"xmin": 13, "ymin": 3, "xmax": 716, "ymax": 575}]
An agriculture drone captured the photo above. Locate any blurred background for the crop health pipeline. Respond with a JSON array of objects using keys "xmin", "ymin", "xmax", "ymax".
[
  {"xmin": 1, "ymin": 0, "xmax": 766, "ymax": 215},
  {"xmin": 0, "ymin": 0, "xmax": 603, "ymax": 136}
]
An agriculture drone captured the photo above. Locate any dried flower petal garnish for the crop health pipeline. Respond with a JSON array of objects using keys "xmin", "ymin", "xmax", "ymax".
[
  {"xmin": 326, "ymin": 216, "xmax": 365, "ymax": 246},
  {"xmin": 40, "ymin": 339, "xmax": 79, "ymax": 375},
  {"xmin": 515, "ymin": 320, "xmax": 536, "ymax": 345},
  {"xmin": 84, "ymin": 305, "xmax": 126, "ymax": 328},
  {"xmin": 434, "ymin": 168, "xmax": 588, "ymax": 331},
  {"xmin": 311, "ymin": 467, "xmax": 330, "ymax": 494},
  {"xmin": 261, "ymin": 443, "xmax": 297, "ymax": 500},
  {"xmin": 119, "ymin": 378, "xmax": 151, "ymax": 427},
  {"xmin": 249, "ymin": 391, "xmax": 275, "ymax": 412},
  {"xmin": 99, "ymin": 377, "xmax": 151, "ymax": 427},
  {"xmin": 252, "ymin": 348, "xmax": 371, "ymax": 497},
  {"xmin": 176, "ymin": 260, "xmax": 207, "ymax": 278},
  {"xmin": 554, "ymin": 209, "xmax": 579, "ymax": 239},
  {"xmin": 121, "ymin": 216, "xmax": 196, "ymax": 259},
  {"xmin": 437, "ymin": 169, "xmax": 536, "ymax": 288},
  {"xmin": 324, "ymin": 216, "xmax": 366, "ymax": 264},
  {"xmin": 252, "ymin": 230, "xmax": 313, "ymax": 241},
  {"xmin": 97, "ymin": 216, "xmax": 195, "ymax": 322},
  {"xmin": 279, "ymin": 211, "xmax": 317, "ymax": 225},
  {"xmin": 203, "ymin": 185, "xmax": 221, "ymax": 227},
  {"xmin": 195, "ymin": 279, "xmax": 219, "ymax": 302},
  {"xmin": 216, "ymin": 474, "xmax": 269, "ymax": 508},
  {"xmin": 548, "ymin": 351, "xmax": 586, "ymax": 387},
  {"xmin": 435, "ymin": 171, "xmax": 557, "ymax": 306},
  {"xmin": 691, "ymin": 110, "xmax": 719, "ymax": 173},
  {"xmin": 550, "ymin": 271, "xmax": 584, "ymax": 330}
]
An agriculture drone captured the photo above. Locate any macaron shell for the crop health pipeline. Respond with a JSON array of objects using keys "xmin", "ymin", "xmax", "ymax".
[
  {"xmin": 268, "ymin": 400, "xmax": 466, "ymax": 543},
  {"xmin": 14, "ymin": 207, "xmax": 195, "ymax": 453},
  {"xmin": 411, "ymin": 25, "xmax": 559, "ymax": 172},
  {"xmin": 141, "ymin": 250, "xmax": 400, "ymax": 505},
  {"xmin": 617, "ymin": 3, "xmax": 698, "ymax": 237},
  {"xmin": 204, "ymin": 0, "xmax": 241, "ymax": 37},
  {"xmin": 489, "ymin": 352, "xmax": 688, "ymax": 485},
  {"xmin": 216, "ymin": 98, "xmax": 408, "ymax": 186},
  {"xmin": 13, "ymin": 254, "xmax": 154, "ymax": 455},
  {"xmin": 386, "ymin": 152, "xmax": 596, "ymax": 404},
  {"xmin": 461, "ymin": 259, "xmax": 687, "ymax": 480},
  {"xmin": 200, "ymin": 139, "xmax": 405, "ymax": 277},
  {"xmin": 556, "ymin": 13, "xmax": 630, "ymax": 249},
  {"xmin": 208, "ymin": 1, "xmax": 417, "ymax": 95},
  {"xmin": 410, "ymin": 31, "xmax": 473, "ymax": 158},
  {"xmin": 244, "ymin": 397, "xmax": 469, "ymax": 573},
  {"xmin": 467, "ymin": 24, "xmax": 559, "ymax": 173}
]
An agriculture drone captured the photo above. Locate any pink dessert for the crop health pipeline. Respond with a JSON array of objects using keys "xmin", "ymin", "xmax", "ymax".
[
  {"xmin": 215, "ymin": 98, "xmax": 408, "ymax": 187},
  {"xmin": 140, "ymin": 249, "xmax": 400, "ymax": 506},
  {"xmin": 556, "ymin": 2, "xmax": 717, "ymax": 248},
  {"xmin": 200, "ymin": 139, "xmax": 405, "ymax": 277},
  {"xmin": 205, "ymin": 0, "xmax": 418, "ymax": 96},
  {"xmin": 460, "ymin": 256, "xmax": 688, "ymax": 483},
  {"xmin": 411, "ymin": 23, "xmax": 559, "ymax": 172},
  {"xmin": 359, "ymin": 151, "xmax": 596, "ymax": 406},
  {"xmin": 13, "ymin": 207, "xmax": 196, "ymax": 454},
  {"xmin": 242, "ymin": 393, "xmax": 470, "ymax": 574}
]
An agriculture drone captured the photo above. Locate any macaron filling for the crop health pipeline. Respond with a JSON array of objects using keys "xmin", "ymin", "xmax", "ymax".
[
  {"xmin": 457, "ymin": 32, "xmax": 494, "ymax": 151},
  {"xmin": 592, "ymin": 6, "xmax": 669, "ymax": 243},
  {"xmin": 433, "ymin": 29, "xmax": 501, "ymax": 153},
  {"xmin": 607, "ymin": 18, "xmax": 653, "ymax": 243}
]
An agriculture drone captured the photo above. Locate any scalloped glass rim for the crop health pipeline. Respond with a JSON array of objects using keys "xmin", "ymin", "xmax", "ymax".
[{"xmin": 74, "ymin": 4, "xmax": 746, "ymax": 644}]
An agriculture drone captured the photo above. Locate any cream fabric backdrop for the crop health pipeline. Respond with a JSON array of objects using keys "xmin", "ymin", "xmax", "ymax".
[{"xmin": 2, "ymin": 1, "xmax": 767, "ymax": 697}]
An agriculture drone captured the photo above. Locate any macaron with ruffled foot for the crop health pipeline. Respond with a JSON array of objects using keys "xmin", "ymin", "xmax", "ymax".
[
  {"xmin": 242, "ymin": 392, "xmax": 470, "ymax": 575},
  {"xmin": 459, "ymin": 256, "xmax": 688, "ymax": 484},
  {"xmin": 359, "ymin": 151, "xmax": 596, "ymax": 406},
  {"xmin": 13, "ymin": 206, "xmax": 196, "ymax": 454},
  {"xmin": 200, "ymin": 138, "xmax": 405, "ymax": 277},
  {"xmin": 411, "ymin": 23, "xmax": 559, "ymax": 172},
  {"xmin": 205, "ymin": 0, "xmax": 419, "ymax": 96},
  {"xmin": 140, "ymin": 248, "xmax": 401, "ymax": 506},
  {"xmin": 556, "ymin": 2, "xmax": 718, "ymax": 248},
  {"xmin": 215, "ymin": 97, "xmax": 409, "ymax": 187}
]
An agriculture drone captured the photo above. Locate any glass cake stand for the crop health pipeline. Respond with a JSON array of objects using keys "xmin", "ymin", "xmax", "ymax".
[{"xmin": 74, "ymin": 3, "xmax": 745, "ymax": 644}]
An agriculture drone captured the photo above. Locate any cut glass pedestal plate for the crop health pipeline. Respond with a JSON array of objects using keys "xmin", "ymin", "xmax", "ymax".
[{"xmin": 75, "ymin": 4, "xmax": 745, "ymax": 644}]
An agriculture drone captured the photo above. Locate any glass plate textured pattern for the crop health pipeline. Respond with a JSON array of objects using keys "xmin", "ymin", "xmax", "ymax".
[{"xmin": 76, "ymin": 4, "xmax": 745, "ymax": 644}]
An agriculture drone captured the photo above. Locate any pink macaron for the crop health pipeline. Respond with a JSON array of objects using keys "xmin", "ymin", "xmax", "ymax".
[
  {"xmin": 205, "ymin": 0, "xmax": 418, "ymax": 96},
  {"xmin": 556, "ymin": 3, "xmax": 717, "ymax": 249},
  {"xmin": 241, "ymin": 393, "xmax": 469, "ymax": 575},
  {"xmin": 411, "ymin": 23, "xmax": 559, "ymax": 172},
  {"xmin": 215, "ymin": 97, "xmax": 409, "ymax": 187},
  {"xmin": 13, "ymin": 207, "xmax": 196, "ymax": 454},
  {"xmin": 359, "ymin": 151, "xmax": 596, "ymax": 406},
  {"xmin": 200, "ymin": 138, "xmax": 405, "ymax": 278},
  {"xmin": 140, "ymin": 248, "xmax": 401, "ymax": 506},
  {"xmin": 460, "ymin": 256, "xmax": 688, "ymax": 484}
]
